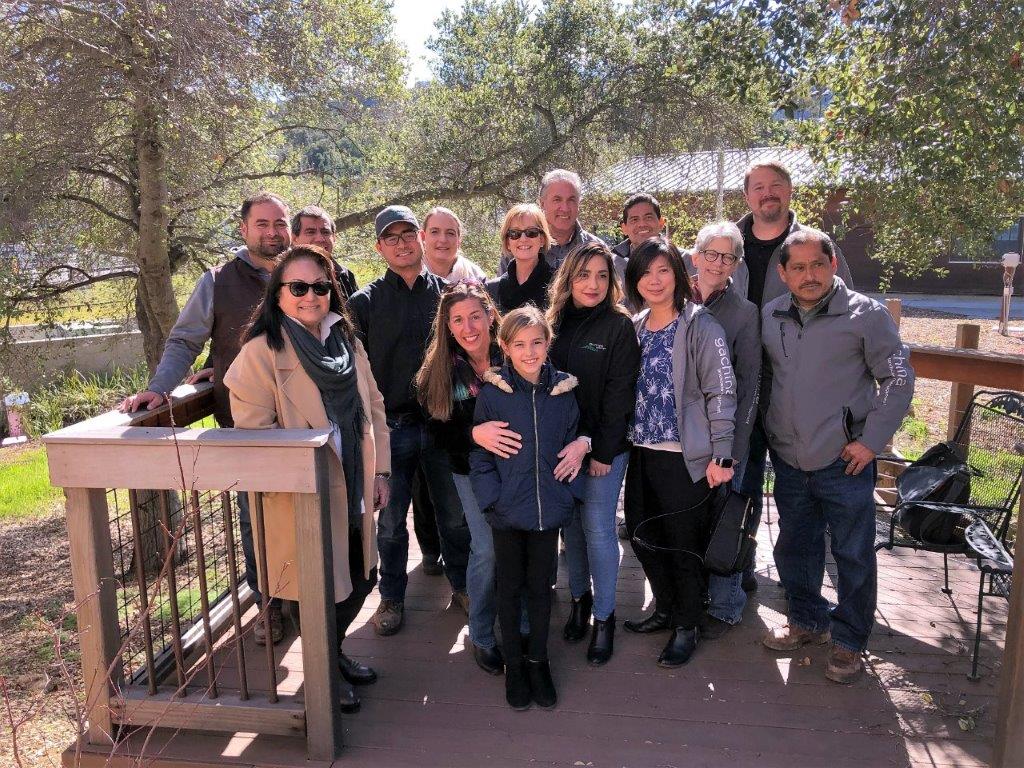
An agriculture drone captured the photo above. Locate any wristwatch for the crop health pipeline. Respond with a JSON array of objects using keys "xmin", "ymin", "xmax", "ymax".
[
  {"xmin": 578, "ymin": 436, "xmax": 593, "ymax": 454},
  {"xmin": 712, "ymin": 457, "xmax": 734, "ymax": 469}
]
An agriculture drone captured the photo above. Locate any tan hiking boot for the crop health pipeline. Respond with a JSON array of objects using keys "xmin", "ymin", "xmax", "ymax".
[
  {"xmin": 451, "ymin": 590, "xmax": 471, "ymax": 616},
  {"xmin": 371, "ymin": 599, "xmax": 404, "ymax": 636},
  {"xmin": 825, "ymin": 644, "xmax": 865, "ymax": 684},
  {"xmin": 254, "ymin": 602, "xmax": 284, "ymax": 646},
  {"xmin": 762, "ymin": 623, "xmax": 831, "ymax": 651}
]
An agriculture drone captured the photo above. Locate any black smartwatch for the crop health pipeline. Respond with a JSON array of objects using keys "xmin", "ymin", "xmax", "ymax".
[{"xmin": 712, "ymin": 457, "xmax": 734, "ymax": 469}]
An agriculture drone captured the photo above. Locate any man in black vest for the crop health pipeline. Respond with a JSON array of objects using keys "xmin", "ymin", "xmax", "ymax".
[{"xmin": 120, "ymin": 191, "xmax": 291, "ymax": 645}]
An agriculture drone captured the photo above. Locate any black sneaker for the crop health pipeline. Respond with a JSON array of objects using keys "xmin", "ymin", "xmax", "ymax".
[{"xmin": 505, "ymin": 661, "xmax": 531, "ymax": 710}]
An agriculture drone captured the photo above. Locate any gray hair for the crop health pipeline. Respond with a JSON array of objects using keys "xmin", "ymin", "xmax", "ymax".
[
  {"xmin": 694, "ymin": 220, "xmax": 744, "ymax": 261},
  {"xmin": 538, "ymin": 169, "xmax": 582, "ymax": 201}
]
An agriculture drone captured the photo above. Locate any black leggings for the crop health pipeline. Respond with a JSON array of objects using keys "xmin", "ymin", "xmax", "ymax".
[
  {"xmin": 335, "ymin": 522, "xmax": 377, "ymax": 646},
  {"xmin": 624, "ymin": 447, "xmax": 711, "ymax": 630},
  {"xmin": 493, "ymin": 528, "xmax": 560, "ymax": 664}
]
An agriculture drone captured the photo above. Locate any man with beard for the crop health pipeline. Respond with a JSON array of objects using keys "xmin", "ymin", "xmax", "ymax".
[{"xmin": 120, "ymin": 190, "xmax": 291, "ymax": 645}]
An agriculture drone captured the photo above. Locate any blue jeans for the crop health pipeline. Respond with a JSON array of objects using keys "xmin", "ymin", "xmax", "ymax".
[
  {"xmin": 770, "ymin": 451, "xmax": 878, "ymax": 652},
  {"xmin": 378, "ymin": 422, "xmax": 469, "ymax": 602},
  {"xmin": 454, "ymin": 472, "xmax": 497, "ymax": 649},
  {"xmin": 707, "ymin": 466, "xmax": 750, "ymax": 624},
  {"xmin": 563, "ymin": 451, "xmax": 628, "ymax": 620}
]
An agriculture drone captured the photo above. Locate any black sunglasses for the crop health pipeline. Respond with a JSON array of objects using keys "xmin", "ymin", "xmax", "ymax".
[
  {"xmin": 506, "ymin": 227, "xmax": 543, "ymax": 240},
  {"xmin": 281, "ymin": 280, "xmax": 332, "ymax": 297}
]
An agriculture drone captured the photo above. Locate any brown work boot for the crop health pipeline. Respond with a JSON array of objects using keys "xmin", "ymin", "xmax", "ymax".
[
  {"xmin": 762, "ymin": 623, "xmax": 830, "ymax": 651},
  {"xmin": 825, "ymin": 643, "xmax": 865, "ymax": 684},
  {"xmin": 254, "ymin": 602, "xmax": 284, "ymax": 646},
  {"xmin": 371, "ymin": 599, "xmax": 404, "ymax": 636},
  {"xmin": 451, "ymin": 590, "xmax": 471, "ymax": 616}
]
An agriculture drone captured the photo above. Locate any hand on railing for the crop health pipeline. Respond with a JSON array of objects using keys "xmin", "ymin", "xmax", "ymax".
[
  {"xmin": 186, "ymin": 368, "xmax": 214, "ymax": 385},
  {"xmin": 118, "ymin": 390, "xmax": 167, "ymax": 413}
]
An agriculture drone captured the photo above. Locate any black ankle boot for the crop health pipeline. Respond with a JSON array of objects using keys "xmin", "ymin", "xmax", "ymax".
[
  {"xmin": 526, "ymin": 658, "xmax": 557, "ymax": 709},
  {"xmin": 563, "ymin": 591, "xmax": 593, "ymax": 642},
  {"xmin": 505, "ymin": 661, "xmax": 531, "ymax": 710},
  {"xmin": 587, "ymin": 612, "xmax": 615, "ymax": 666},
  {"xmin": 623, "ymin": 610, "xmax": 670, "ymax": 634},
  {"xmin": 657, "ymin": 627, "xmax": 699, "ymax": 667}
]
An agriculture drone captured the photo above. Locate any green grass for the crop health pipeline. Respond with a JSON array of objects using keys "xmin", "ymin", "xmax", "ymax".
[{"xmin": 0, "ymin": 445, "xmax": 63, "ymax": 521}]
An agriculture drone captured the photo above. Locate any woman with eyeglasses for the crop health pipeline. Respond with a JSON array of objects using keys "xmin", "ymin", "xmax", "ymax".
[
  {"xmin": 621, "ymin": 237, "xmax": 736, "ymax": 668},
  {"xmin": 224, "ymin": 245, "xmax": 391, "ymax": 715},
  {"xmin": 689, "ymin": 222, "xmax": 762, "ymax": 642},
  {"xmin": 415, "ymin": 280, "xmax": 511, "ymax": 676},
  {"xmin": 485, "ymin": 204, "xmax": 555, "ymax": 313},
  {"xmin": 545, "ymin": 241, "xmax": 641, "ymax": 665}
]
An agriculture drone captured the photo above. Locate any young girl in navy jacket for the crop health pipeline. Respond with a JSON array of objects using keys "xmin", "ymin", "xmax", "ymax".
[{"xmin": 470, "ymin": 306, "xmax": 586, "ymax": 710}]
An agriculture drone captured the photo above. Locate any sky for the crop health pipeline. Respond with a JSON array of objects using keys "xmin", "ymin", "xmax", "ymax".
[{"xmin": 392, "ymin": 0, "xmax": 466, "ymax": 84}]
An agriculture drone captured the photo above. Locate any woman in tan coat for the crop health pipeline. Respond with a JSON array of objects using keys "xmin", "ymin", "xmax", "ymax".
[{"xmin": 224, "ymin": 244, "xmax": 390, "ymax": 714}]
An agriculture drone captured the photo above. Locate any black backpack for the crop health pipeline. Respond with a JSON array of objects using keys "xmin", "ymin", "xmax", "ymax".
[
  {"xmin": 704, "ymin": 486, "xmax": 761, "ymax": 576},
  {"xmin": 894, "ymin": 442, "xmax": 973, "ymax": 545}
]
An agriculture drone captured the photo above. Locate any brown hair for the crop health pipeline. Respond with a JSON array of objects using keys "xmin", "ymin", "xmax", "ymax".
[
  {"xmin": 546, "ymin": 240, "xmax": 629, "ymax": 328},
  {"xmin": 415, "ymin": 281, "xmax": 500, "ymax": 421},
  {"xmin": 240, "ymin": 191, "xmax": 289, "ymax": 223},
  {"xmin": 498, "ymin": 305, "xmax": 553, "ymax": 349},
  {"xmin": 499, "ymin": 204, "xmax": 553, "ymax": 263},
  {"xmin": 742, "ymin": 160, "xmax": 792, "ymax": 191}
]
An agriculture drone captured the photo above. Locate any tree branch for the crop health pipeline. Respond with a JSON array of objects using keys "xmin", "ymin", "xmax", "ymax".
[{"xmin": 59, "ymin": 193, "xmax": 138, "ymax": 231}]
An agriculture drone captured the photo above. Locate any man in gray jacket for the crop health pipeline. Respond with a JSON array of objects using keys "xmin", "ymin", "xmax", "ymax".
[{"xmin": 760, "ymin": 227, "xmax": 913, "ymax": 684}]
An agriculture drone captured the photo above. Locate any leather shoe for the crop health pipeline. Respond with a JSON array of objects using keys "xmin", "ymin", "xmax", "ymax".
[
  {"xmin": 505, "ymin": 661, "xmax": 531, "ymax": 710},
  {"xmin": 422, "ymin": 553, "xmax": 444, "ymax": 576},
  {"xmin": 473, "ymin": 643, "xmax": 505, "ymax": 676},
  {"xmin": 586, "ymin": 613, "xmax": 615, "ymax": 666},
  {"xmin": 623, "ymin": 610, "xmax": 670, "ymax": 634},
  {"xmin": 563, "ymin": 591, "xmax": 592, "ymax": 642},
  {"xmin": 338, "ymin": 682, "xmax": 360, "ymax": 714},
  {"xmin": 339, "ymin": 653, "xmax": 377, "ymax": 686},
  {"xmin": 526, "ymin": 658, "xmax": 557, "ymax": 709},
  {"xmin": 657, "ymin": 627, "xmax": 699, "ymax": 667}
]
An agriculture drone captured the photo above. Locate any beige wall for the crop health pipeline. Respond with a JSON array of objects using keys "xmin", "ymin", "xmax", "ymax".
[{"xmin": 5, "ymin": 331, "xmax": 145, "ymax": 388}]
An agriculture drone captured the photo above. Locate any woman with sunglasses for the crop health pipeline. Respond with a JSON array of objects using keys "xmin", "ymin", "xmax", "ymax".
[
  {"xmin": 622, "ymin": 237, "xmax": 736, "ymax": 667},
  {"xmin": 415, "ymin": 280, "xmax": 513, "ymax": 676},
  {"xmin": 224, "ymin": 245, "xmax": 391, "ymax": 714},
  {"xmin": 544, "ymin": 241, "xmax": 641, "ymax": 665},
  {"xmin": 486, "ymin": 204, "xmax": 555, "ymax": 313},
  {"xmin": 689, "ymin": 222, "xmax": 761, "ymax": 642}
]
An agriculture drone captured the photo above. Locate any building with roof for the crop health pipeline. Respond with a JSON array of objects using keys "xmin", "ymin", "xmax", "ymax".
[{"xmin": 586, "ymin": 146, "xmax": 1023, "ymax": 295}]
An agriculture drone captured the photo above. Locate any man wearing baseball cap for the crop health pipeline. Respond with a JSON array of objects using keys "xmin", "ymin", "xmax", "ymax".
[{"xmin": 348, "ymin": 206, "xmax": 471, "ymax": 637}]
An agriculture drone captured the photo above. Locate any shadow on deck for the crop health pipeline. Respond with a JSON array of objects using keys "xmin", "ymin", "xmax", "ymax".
[{"xmin": 70, "ymin": 498, "xmax": 1003, "ymax": 768}]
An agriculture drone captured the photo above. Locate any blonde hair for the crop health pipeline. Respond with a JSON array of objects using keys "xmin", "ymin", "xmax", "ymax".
[
  {"xmin": 498, "ymin": 305, "xmax": 553, "ymax": 350},
  {"xmin": 499, "ymin": 204, "xmax": 553, "ymax": 262},
  {"xmin": 547, "ymin": 240, "xmax": 628, "ymax": 328},
  {"xmin": 415, "ymin": 281, "xmax": 500, "ymax": 421},
  {"xmin": 423, "ymin": 206, "xmax": 465, "ymax": 237}
]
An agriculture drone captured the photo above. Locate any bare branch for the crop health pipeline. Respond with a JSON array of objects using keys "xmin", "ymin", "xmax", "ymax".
[{"xmin": 59, "ymin": 193, "xmax": 139, "ymax": 231}]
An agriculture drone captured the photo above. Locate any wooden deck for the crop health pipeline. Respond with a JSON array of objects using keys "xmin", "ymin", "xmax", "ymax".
[{"xmin": 74, "ymin": 500, "xmax": 1005, "ymax": 768}]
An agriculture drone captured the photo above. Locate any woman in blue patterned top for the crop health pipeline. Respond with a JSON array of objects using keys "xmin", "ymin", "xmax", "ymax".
[{"xmin": 622, "ymin": 238, "xmax": 737, "ymax": 668}]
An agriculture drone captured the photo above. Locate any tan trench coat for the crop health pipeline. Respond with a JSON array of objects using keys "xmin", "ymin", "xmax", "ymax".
[{"xmin": 223, "ymin": 332, "xmax": 390, "ymax": 602}]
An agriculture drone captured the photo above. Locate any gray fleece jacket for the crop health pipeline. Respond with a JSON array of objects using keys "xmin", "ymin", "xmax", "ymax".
[
  {"xmin": 700, "ymin": 280, "xmax": 761, "ymax": 465},
  {"xmin": 761, "ymin": 277, "xmax": 914, "ymax": 472},
  {"xmin": 633, "ymin": 304, "xmax": 736, "ymax": 483}
]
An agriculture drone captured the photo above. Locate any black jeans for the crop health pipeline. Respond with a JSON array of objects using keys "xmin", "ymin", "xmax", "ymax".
[
  {"xmin": 335, "ymin": 522, "xmax": 378, "ymax": 646},
  {"xmin": 493, "ymin": 528, "xmax": 560, "ymax": 664},
  {"xmin": 624, "ymin": 447, "xmax": 712, "ymax": 630}
]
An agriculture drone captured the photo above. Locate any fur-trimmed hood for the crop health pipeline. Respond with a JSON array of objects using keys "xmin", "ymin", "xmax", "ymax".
[{"xmin": 481, "ymin": 361, "xmax": 578, "ymax": 396}]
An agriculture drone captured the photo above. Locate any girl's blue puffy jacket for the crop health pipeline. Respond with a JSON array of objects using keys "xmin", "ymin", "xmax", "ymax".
[{"xmin": 470, "ymin": 361, "xmax": 586, "ymax": 531}]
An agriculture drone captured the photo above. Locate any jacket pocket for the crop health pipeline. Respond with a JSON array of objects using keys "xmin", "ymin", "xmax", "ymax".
[{"xmin": 680, "ymin": 400, "xmax": 713, "ymax": 462}]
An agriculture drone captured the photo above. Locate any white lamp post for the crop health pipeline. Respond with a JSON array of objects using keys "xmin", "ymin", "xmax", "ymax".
[{"xmin": 999, "ymin": 252, "xmax": 1021, "ymax": 336}]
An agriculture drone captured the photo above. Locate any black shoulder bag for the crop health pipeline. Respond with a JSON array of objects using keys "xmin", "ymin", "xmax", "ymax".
[{"xmin": 894, "ymin": 442, "xmax": 972, "ymax": 545}]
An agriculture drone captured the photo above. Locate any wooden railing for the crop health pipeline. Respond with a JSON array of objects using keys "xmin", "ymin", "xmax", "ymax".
[{"xmin": 44, "ymin": 383, "xmax": 345, "ymax": 761}]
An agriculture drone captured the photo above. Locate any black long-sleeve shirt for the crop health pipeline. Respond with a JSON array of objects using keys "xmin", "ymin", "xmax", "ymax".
[{"xmin": 348, "ymin": 268, "xmax": 444, "ymax": 421}]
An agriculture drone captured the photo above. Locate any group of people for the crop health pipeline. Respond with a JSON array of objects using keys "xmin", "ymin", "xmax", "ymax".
[{"xmin": 119, "ymin": 161, "xmax": 914, "ymax": 713}]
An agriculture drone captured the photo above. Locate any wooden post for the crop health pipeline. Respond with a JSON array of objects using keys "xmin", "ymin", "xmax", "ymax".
[
  {"xmin": 994, "ymin": 492, "xmax": 1024, "ymax": 767},
  {"xmin": 947, "ymin": 323, "xmax": 981, "ymax": 442},
  {"xmin": 295, "ymin": 447, "xmax": 343, "ymax": 761},
  {"xmin": 64, "ymin": 487, "xmax": 123, "ymax": 745},
  {"xmin": 885, "ymin": 297, "xmax": 902, "ymax": 329}
]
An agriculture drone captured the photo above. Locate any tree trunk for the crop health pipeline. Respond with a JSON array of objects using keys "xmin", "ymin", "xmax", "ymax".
[{"xmin": 133, "ymin": 94, "xmax": 180, "ymax": 373}]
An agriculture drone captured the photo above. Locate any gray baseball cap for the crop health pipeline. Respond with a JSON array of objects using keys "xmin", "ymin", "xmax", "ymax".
[{"xmin": 374, "ymin": 205, "xmax": 420, "ymax": 238}]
